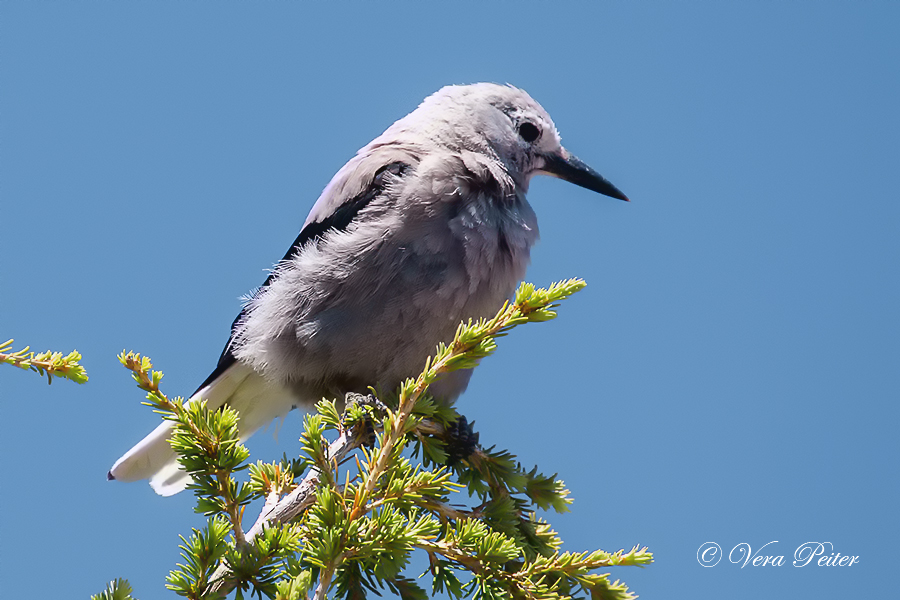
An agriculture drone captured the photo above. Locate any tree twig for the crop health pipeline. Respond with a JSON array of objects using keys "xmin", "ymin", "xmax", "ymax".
[
  {"xmin": 0, "ymin": 338, "xmax": 88, "ymax": 384},
  {"xmin": 206, "ymin": 429, "xmax": 362, "ymax": 596}
]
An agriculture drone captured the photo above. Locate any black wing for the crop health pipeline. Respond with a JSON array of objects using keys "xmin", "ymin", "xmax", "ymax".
[{"xmin": 193, "ymin": 161, "xmax": 411, "ymax": 394}]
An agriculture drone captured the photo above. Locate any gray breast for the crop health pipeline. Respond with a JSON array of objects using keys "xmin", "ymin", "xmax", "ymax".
[{"xmin": 233, "ymin": 157, "xmax": 539, "ymax": 403}]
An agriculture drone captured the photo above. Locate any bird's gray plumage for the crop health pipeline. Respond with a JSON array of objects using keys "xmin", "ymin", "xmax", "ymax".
[{"xmin": 109, "ymin": 83, "xmax": 628, "ymax": 495}]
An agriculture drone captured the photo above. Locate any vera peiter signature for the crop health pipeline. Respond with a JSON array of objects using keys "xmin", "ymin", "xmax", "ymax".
[{"xmin": 696, "ymin": 541, "xmax": 860, "ymax": 568}]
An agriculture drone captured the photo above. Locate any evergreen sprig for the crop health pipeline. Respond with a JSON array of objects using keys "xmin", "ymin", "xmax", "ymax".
[
  {"xmin": 100, "ymin": 279, "xmax": 652, "ymax": 600},
  {"xmin": 90, "ymin": 578, "xmax": 137, "ymax": 600},
  {"xmin": 0, "ymin": 338, "xmax": 88, "ymax": 384},
  {"xmin": 118, "ymin": 351, "xmax": 256, "ymax": 545}
]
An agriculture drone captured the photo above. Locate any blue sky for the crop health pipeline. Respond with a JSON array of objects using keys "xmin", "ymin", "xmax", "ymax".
[{"xmin": 1, "ymin": 2, "xmax": 897, "ymax": 599}]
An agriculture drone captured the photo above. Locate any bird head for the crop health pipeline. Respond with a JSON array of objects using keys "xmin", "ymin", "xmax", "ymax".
[{"xmin": 388, "ymin": 83, "xmax": 629, "ymax": 201}]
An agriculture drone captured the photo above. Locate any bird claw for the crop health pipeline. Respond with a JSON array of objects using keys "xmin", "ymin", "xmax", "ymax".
[{"xmin": 343, "ymin": 392, "xmax": 385, "ymax": 448}]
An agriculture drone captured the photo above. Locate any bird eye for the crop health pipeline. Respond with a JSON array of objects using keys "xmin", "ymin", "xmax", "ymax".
[{"xmin": 517, "ymin": 122, "xmax": 541, "ymax": 143}]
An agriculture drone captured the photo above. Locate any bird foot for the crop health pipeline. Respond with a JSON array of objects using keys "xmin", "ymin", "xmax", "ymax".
[{"xmin": 343, "ymin": 392, "xmax": 386, "ymax": 448}]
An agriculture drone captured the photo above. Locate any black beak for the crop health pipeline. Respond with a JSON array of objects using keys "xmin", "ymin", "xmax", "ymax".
[{"xmin": 540, "ymin": 151, "xmax": 630, "ymax": 202}]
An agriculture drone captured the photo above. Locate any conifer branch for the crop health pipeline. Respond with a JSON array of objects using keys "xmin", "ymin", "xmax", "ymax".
[
  {"xmin": 119, "ymin": 352, "xmax": 250, "ymax": 548},
  {"xmin": 104, "ymin": 279, "xmax": 653, "ymax": 600},
  {"xmin": 0, "ymin": 338, "xmax": 88, "ymax": 384}
]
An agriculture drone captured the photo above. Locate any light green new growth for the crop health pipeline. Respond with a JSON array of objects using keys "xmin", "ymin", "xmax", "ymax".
[
  {"xmin": 0, "ymin": 338, "xmax": 88, "ymax": 384},
  {"xmin": 90, "ymin": 578, "xmax": 137, "ymax": 600},
  {"xmin": 98, "ymin": 279, "xmax": 653, "ymax": 600}
]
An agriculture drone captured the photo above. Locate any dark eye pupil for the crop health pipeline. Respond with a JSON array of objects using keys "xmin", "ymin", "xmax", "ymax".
[{"xmin": 518, "ymin": 122, "xmax": 540, "ymax": 143}]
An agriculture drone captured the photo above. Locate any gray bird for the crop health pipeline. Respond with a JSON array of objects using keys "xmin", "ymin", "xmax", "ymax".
[{"xmin": 109, "ymin": 83, "xmax": 628, "ymax": 495}]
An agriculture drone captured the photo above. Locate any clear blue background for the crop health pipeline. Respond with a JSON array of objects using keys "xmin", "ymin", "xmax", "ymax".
[{"xmin": 1, "ymin": 2, "xmax": 897, "ymax": 599}]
